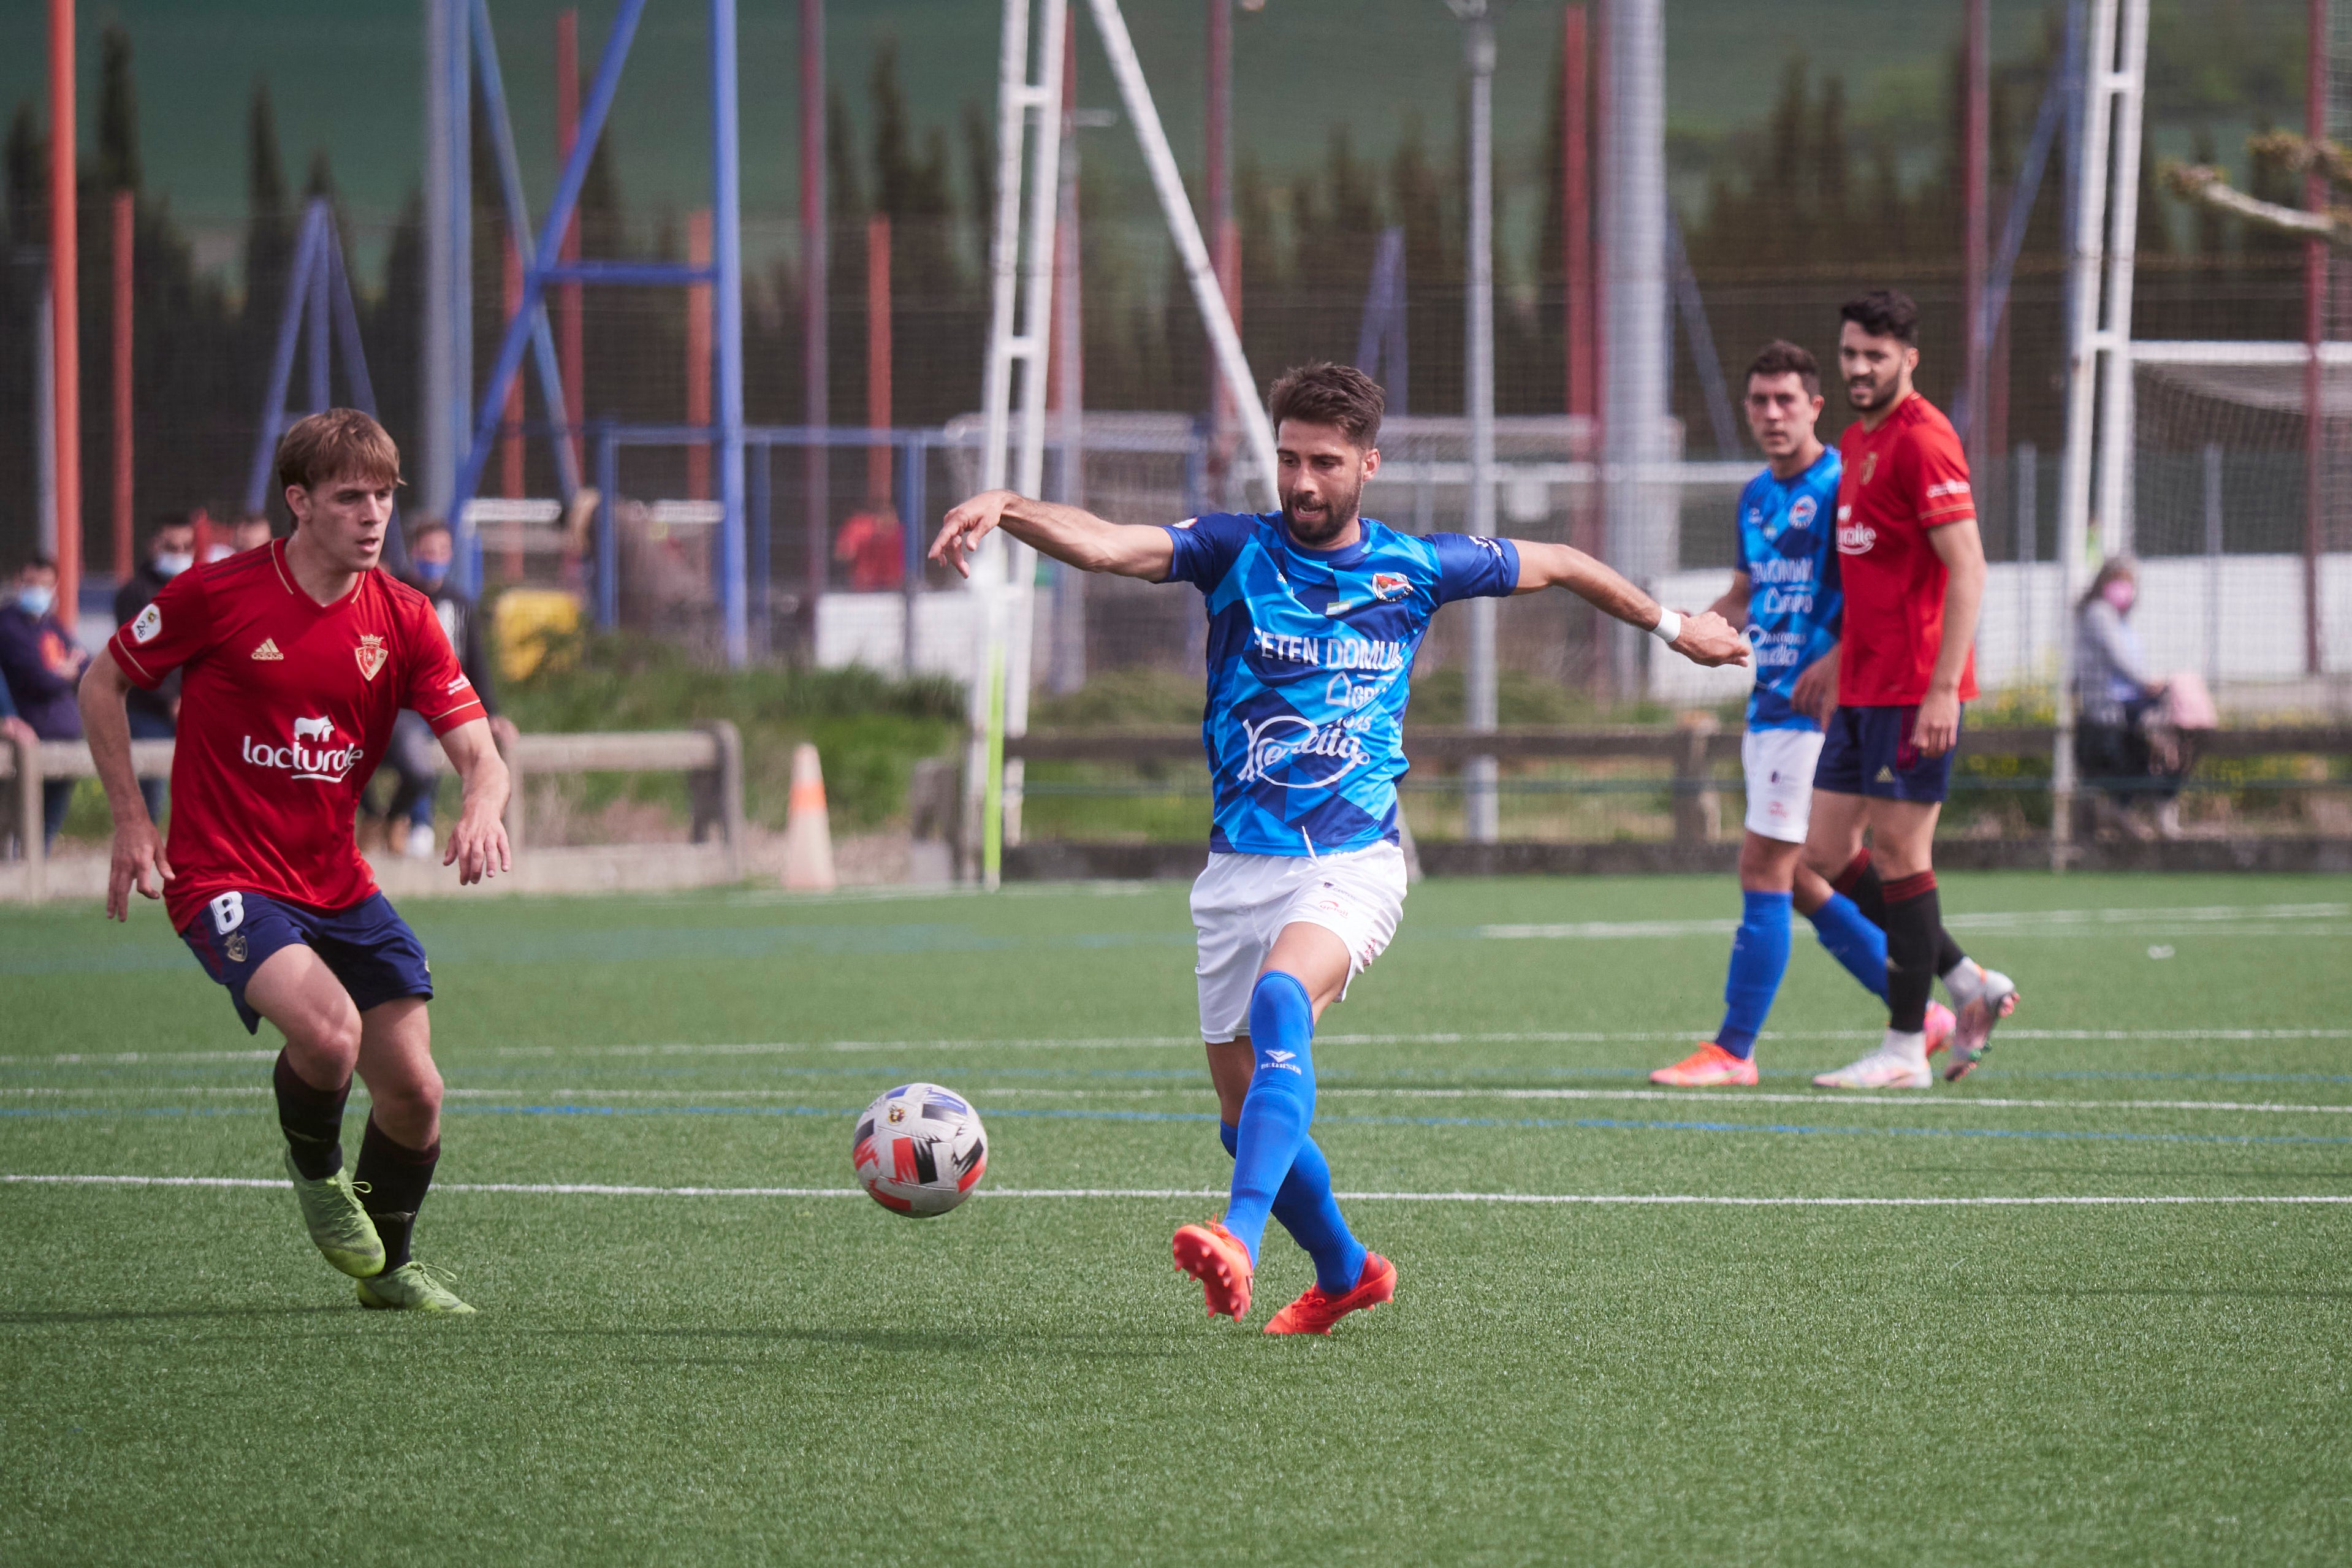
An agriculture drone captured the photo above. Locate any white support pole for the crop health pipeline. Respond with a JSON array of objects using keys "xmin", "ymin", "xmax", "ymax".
[
  {"xmin": 1458, "ymin": 1, "xmax": 1500, "ymax": 842},
  {"xmin": 966, "ymin": 0, "xmax": 1067, "ymax": 888},
  {"xmin": 1084, "ymin": 0, "xmax": 1278, "ymax": 505},
  {"xmin": 2052, "ymin": 0, "xmax": 2141, "ymax": 865},
  {"xmin": 2095, "ymin": 0, "xmax": 2148, "ymax": 561}
]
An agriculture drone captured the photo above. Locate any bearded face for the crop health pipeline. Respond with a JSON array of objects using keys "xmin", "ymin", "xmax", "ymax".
[{"xmin": 1276, "ymin": 420, "xmax": 1376, "ymax": 547}]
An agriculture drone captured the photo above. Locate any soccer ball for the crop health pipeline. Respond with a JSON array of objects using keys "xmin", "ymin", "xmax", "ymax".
[{"xmin": 851, "ymin": 1083, "xmax": 988, "ymax": 1217}]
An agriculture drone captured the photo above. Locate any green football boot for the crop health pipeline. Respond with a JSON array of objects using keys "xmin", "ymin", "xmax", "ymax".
[
  {"xmin": 282, "ymin": 1150, "xmax": 385, "ymax": 1279},
  {"xmin": 356, "ymin": 1262, "xmax": 477, "ymax": 1315}
]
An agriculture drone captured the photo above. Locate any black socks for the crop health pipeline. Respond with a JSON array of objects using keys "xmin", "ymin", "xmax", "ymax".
[
  {"xmin": 273, "ymin": 1051, "xmax": 351, "ymax": 1180},
  {"xmin": 355, "ymin": 1116, "xmax": 441, "ymax": 1273},
  {"xmin": 1838, "ymin": 849, "xmax": 1970, "ymax": 984},
  {"xmin": 1881, "ymin": 870, "xmax": 1941, "ymax": 1034}
]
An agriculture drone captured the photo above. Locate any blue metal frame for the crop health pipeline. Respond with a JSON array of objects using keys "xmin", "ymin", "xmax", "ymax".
[{"xmin": 242, "ymin": 197, "xmax": 401, "ymax": 568}]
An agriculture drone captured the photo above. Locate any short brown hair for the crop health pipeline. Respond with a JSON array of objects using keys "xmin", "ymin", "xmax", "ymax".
[
  {"xmin": 1745, "ymin": 340, "xmax": 1820, "ymax": 398},
  {"xmin": 275, "ymin": 408, "xmax": 402, "ymax": 498},
  {"xmin": 1268, "ymin": 362, "xmax": 1384, "ymax": 449}
]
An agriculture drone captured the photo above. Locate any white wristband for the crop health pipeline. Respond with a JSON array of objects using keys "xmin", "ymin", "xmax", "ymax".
[{"xmin": 1650, "ymin": 607, "xmax": 1682, "ymax": 645}]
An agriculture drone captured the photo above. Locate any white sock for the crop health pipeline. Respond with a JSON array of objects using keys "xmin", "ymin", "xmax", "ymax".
[
  {"xmin": 1882, "ymin": 1028, "xmax": 1928, "ymax": 1065},
  {"xmin": 1941, "ymin": 958, "xmax": 1983, "ymax": 1005}
]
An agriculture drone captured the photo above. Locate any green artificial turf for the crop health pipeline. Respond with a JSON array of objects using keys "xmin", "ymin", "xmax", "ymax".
[{"xmin": 4, "ymin": 873, "xmax": 2350, "ymax": 1565}]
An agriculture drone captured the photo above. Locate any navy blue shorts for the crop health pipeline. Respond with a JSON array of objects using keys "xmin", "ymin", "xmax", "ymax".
[
  {"xmin": 1813, "ymin": 704, "xmax": 1963, "ymax": 804},
  {"xmin": 179, "ymin": 890, "xmax": 433, "ymax": 1035}
]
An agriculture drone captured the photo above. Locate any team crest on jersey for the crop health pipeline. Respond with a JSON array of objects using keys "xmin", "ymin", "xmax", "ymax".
[
  {"xmin": 1859, "ymin": 452, "xmax": 1879, "ymax": 485},
  {"xmin": 354, "ymin": 633, "xmax": 388, "ymax": 681},
  {"xmin": 1789, "ymin": 495, "xmax": 1817, "ymax": 528},
  {"xmin": 1371, "ymin": 572, "xmax": 1409, "ymax": 601}
]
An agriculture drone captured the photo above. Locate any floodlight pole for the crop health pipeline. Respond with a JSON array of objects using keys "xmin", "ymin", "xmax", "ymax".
[
  {"xmin": 1448, "ymin": 0, "xmax": 1501, "ymax": 843},
  {"xmin": 2052, "ymin": 0, "xmax": 2146, "ymax": 865}
]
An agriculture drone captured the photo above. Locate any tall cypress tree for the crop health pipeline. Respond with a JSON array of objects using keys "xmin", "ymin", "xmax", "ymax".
[
  {"xmin": 243, "ymin": 81, "xmax": 291, "ymax": 342},
  {"xmin": 96, "ymin": 26, "xmax": 139, "ymax": 195}
]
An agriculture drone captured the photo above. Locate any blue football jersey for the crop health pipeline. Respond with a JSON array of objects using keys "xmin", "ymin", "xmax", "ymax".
[
  {"xmin": 1163, "ymin": 512, "xmax": 1521, "ymax": 856},
  {"xmin": 1735, "ymin": 447, "xmax": 1843, "ymax": 732}
]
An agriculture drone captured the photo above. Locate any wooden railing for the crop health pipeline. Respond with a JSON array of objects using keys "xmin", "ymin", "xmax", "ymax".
[{"xmin": 0, "ymin": 723, "xmax": 744, "ymax": 902}]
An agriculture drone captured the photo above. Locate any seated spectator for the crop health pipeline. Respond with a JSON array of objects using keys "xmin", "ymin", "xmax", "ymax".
[
  {"xmin": 112, "ymin": 513, "xmax": 197, "ymax": 821},
  {"xmin": 2072, "ymin": 554, "xmax": 2185, "ymax": 839},
  {"xmin": 0, "ymin": 558, "xmax": 91, "ymax": 850}
]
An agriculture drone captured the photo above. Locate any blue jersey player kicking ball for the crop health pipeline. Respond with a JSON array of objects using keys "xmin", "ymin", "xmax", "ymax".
[
  {"xmin": 1651, "ymin": 341, "xmax": 1955, "ymax": 1087},
  {"xmin": 931, "ymin": 363, "xmax": 1749, "ymax": 1332}
]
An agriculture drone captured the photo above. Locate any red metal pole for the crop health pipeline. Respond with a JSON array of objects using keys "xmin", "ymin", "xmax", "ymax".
[
  {"xmin": 2305, "ymin": 0, "xmax": 2328, "ymax": 676},
  {"xmin": 501, "ymin": 237, "xmax": 524, "ymax": 503},
  {"xmin": 112, "ymin": 188, "xmax": 132, "ymax": 582},
  {"xmin": 557, "ymin": 8, "xmax": 584, "ymax": 481},
  {"xmin": 1964, "ymin": 0, "xmax": 1989, "ymax": 483},
  {"xmin": 50, "ymin": 0, "xmax": 80, "ymax": 628},
  {"xmin": 1564, "ymin": 4, "xmax": 1591, "ymax": 421},
  {"xmin": 1206, "ymin": 0, "xmax": 1236, "ymax": 492},
  {"xmin": 688, "ymin": 208, "xmax": 712, "ymax": 502},
  {"xmin": 800, "ymin": 0, "xmax": 828, "ymax": 612},
  {"xmin": 866, "ymin": 213, "xmax": 891, "ymax": 504}
]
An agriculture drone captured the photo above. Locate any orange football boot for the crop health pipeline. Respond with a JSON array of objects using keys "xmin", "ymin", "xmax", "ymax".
[
  {"xmin": 1264, "ymin": 1252, "xmax": 1397, "ymax": 1336},
  {"xmin": 1172, "ymin": 1221, "xmax": 1254, "ymax": 1320},
  {"xmin": 1649, "ymin": 1041, "xmax": 1758, "ymax": 1087},
  {"xmin": 1919, "ymin": 1000, "xmax": 1959, "ymax": 1061}
]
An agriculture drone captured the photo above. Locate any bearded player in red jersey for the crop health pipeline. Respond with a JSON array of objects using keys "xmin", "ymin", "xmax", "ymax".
[
  {"xmin": 1807, "ymin": 291, "xmax": 2019, "ymax": 1090},
  {"xmin": 79, "ymin": 409, "xmax": 512, "ymax": 1313}
]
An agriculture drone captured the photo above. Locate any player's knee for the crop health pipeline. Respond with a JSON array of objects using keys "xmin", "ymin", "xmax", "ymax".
[{"xmin": 370, "ymin": 1064, "xmax": 443, "ymax": 1128}]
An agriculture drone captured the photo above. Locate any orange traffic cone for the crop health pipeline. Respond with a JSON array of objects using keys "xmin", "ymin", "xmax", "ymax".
[{"xmin": 781, "ymin": 742, "xmax": 837, "ymax": 891}]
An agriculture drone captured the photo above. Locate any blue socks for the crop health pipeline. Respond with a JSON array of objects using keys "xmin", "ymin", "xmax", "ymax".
[
  {"xmin": 1217, "ymin": 1122, "xmax": 1368, "ymax": 1295},
  {"xmin": 1219, "ymin": 971, "xmax": 1320, "ymax": 1267},
  {"xmin": 1805, "ymin": 891, "xmax": 1889, "ymax": 1000},
  {"xmin": 1715, "ymin": 890, "xmax": 1792, "ymax": 1059}
]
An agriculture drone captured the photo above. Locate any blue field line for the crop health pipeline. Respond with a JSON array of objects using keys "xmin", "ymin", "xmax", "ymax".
[{"xmin": 10, "ymin": 1100, "xmax": 2352, "ymax": 1147}]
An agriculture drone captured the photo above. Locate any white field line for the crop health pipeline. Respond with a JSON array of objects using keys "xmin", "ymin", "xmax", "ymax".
[
  {"xmin": 15, "ymin": 1026, "xmax": 2352, "ymax": 1070},
  {"xmin": 11, "ymin": 1084, "xmax": 2352, "ymax": 1116},
  {"xmin": 7, "ymin": 1173, "xmax": 2352, "ymax": 1206},
  {"xmin": 1479, "ymin": 902, "xmax": 2352, "ymax": 940}
]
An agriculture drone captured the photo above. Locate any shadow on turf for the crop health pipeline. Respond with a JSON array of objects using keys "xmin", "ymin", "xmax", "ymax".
[
  {"xmin": 0, "ymin": 1304, "xmax": 344, "ymax": 1325},
  {"xmin": 541, "ymin": 1325, "xmax": 1171, "ymax": 1357}
]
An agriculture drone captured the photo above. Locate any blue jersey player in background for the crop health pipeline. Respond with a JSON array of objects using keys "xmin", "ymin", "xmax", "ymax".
[
  {"xmin": 1651, "ymin": 341, "xmax": 1952, "ymax": 1087},
  {"xmin": 933, "ymin": 363, "xmax": 1749, "ymax": 1333}
]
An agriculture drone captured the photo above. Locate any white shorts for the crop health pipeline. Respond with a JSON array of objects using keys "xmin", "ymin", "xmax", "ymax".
[
  {"xmin": 1189, "ymin": 842, "xmax": 1409, "ymax": 1043},
  {"xmin": 1742, "ymin": 727, "xmax": 1827, "ymax": 843}
]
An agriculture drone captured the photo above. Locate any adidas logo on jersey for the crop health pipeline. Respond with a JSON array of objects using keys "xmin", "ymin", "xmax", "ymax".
[{"xmin": 250, "ymin": 638, "xmax": 284, "ymax": 660}]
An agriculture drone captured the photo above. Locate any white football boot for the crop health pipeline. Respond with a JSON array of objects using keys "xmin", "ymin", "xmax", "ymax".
[
  {"xmin": 1812, "ymin": 1031, "xmax": 1933, "ymax": 1090},
  {"xmin": 1944, "ymin": 959, "xmax": 2020, "ymax": 1081}
]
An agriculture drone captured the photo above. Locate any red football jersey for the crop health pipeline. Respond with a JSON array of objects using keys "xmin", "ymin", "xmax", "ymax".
[
  {"xmin": 107, "ymin": 540, "xmax": 487, "ymax": 930},
  {"xmin": 1833, "ymin": 393, "xmax": 1981, "ymax": 706}
]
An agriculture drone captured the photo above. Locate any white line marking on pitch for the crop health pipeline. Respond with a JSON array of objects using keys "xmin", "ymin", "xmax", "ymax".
[
  {"xmin": 17, "ymin": 1025, "xmax": 2352, "ymax": 1069},
  {"xmin": 7, "ymin": 1174, "xmax": 2352, "ymax": 1206},
  {"xmin": 13, "ymin": 1084, "xmax": 2352, "ymax": 1116}
]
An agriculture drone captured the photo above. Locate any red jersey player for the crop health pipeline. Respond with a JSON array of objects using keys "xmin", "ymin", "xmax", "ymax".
[
  {"xmin": 1803, "ymin": 291, "xmax": 2019, "ymax": 1091},
  {"xmin": 79, "ymin": 409, "xmax": 512, "ymax": 1313}
]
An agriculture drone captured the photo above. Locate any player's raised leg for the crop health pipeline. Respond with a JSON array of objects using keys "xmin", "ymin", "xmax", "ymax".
[
  {"xmin": 348, "ymin": 997, "xmax": 471, "ymax": 1314},
  {"xmin": 245, "ymin": 940, "xmax": 382, "ymax": 1279}
]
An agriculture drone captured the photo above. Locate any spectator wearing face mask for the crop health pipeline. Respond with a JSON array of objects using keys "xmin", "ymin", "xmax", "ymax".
[
  {"xmin": 2073, "ymin": 554, "xmax": 2180, "ymax": 839},
  {"xmin": 112, "ymin": 514, "xmax": 200, "ymax": 821},
  {"xmin": 367, "ymin": 520, "xmax": 514, "ymax": 859},
  {"xmin": 0, "ymin": 558, "xmax": 93, "ymax": 849}
]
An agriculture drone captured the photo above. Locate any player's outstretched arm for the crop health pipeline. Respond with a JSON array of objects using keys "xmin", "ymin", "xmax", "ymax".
[
  {"xmin": 435, "ymin": 717, "xmax": 514, "ymax": 885},
  {"xmin": 1508, "ymin": 540, "xmax": 1750, "ymax": 668},
  {"xmin": 77, "ymin": 657, "xmax": 172, "ymax": 921},
  {"xmin": 1915, "ymin": 517, "xmax": 1989, "ymax": 756},
  {"xmin": 930, "ymin": 490, "xmax": 1175, "ymax": 582}
]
